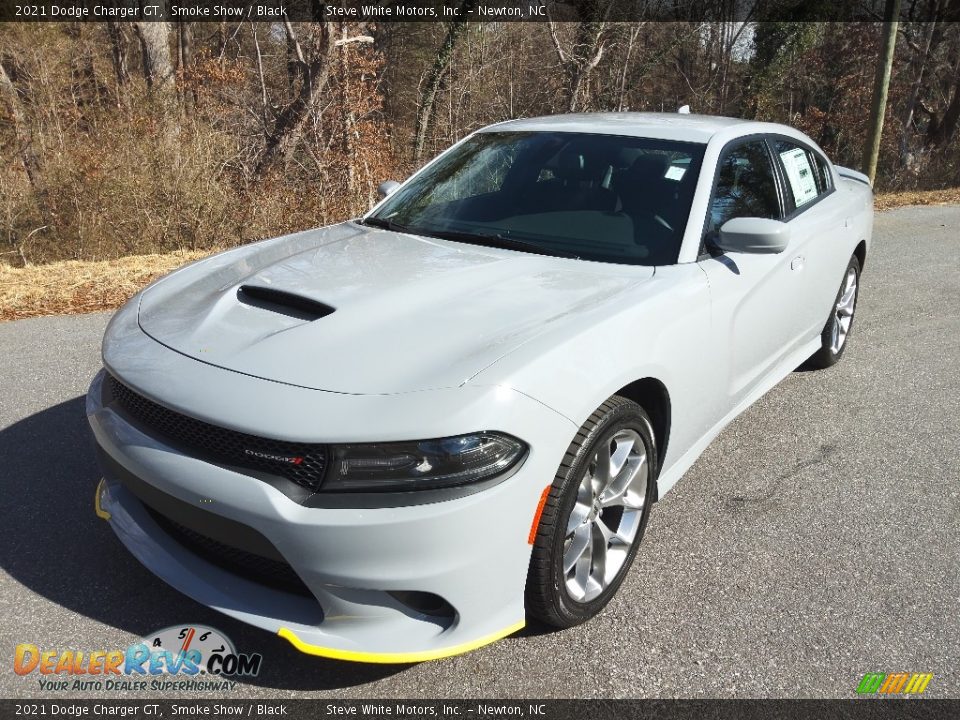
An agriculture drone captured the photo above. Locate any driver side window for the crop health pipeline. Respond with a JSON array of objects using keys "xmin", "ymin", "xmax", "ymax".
[{"xmin": 707, "ymin": 140, "xmax": 781, "ymax": 238}]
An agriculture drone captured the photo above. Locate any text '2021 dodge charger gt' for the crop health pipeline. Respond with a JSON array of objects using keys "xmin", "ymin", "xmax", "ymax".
[{"xmin": 88, "ymin": 112, "xmax": 873, "ymax": 663}]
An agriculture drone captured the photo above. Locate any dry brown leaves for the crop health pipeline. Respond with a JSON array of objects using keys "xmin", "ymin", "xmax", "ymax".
[
  {"xmin": 874, "ymin": 187, "xmax": 960, "ymax": 211},
  {"xmin": 0, "ymin": 251, "xmax": 212, "ymax": 322}
]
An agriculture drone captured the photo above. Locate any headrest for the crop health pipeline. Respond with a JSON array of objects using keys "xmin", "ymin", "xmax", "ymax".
[
  {"xmin": 627, "ymin": 154, "xmax": 669, "ymax": 179},
  {"xmin": 556, "ymin": 145, "xmax": 588, "ymax": 180}
]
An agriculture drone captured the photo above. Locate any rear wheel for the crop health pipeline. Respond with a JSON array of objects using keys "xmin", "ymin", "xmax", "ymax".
[
  {"xmin": 808, "ymin": 255, "xmax": 860, "ymax": 369},
  {"xmin": 525, "ymin": 396, "xmax": 656, "ymax": 628}
]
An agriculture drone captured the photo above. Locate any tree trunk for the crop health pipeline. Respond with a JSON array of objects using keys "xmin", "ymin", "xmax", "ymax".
[
  {"xmin": 132, "ymin": 17, "xmax": 178, "ymax": 140},
  {"xmin": 547, "ymin": 2, "xmax": 609, "ymax": 114},
  {"xmin": 925, "ymin": 50, "xmax": 960, "ymax": 148},
  {"xmin": 899, "ymin": 20, "xmax": 936, "ymax": 164},
  {"xmin": 0, "ymin": 60, "xmax": 52, "ymax": 231},
  {"xmin": 339, "ymin": 23, "xmax": 355, "ymax": 196},
  {"xmin": 616, "ymin": 24, "xmax": 645, "ymax": 112},
  {"xmin": 926, "ymin": 71, "xmax": 960, "ymax": 147},
  {"xmin": 861, "ymin": 0, "xmax": 900, "ymax": 184},
  {"xmin": 413, "ymin": 2, "xmax": 474, "ymax": 162},
  {"xmin": 178, "ymin": 20, "xmax": 194, "ymax": 112},
  {"xmin": 132, "ymin": 20, "xmax": 175, "ymax": 95},
  {"xmin": 105, "ymin": 21, "xmax": 130, "ymax": 90},
  {"xmin": 256, "ymin": 22, "xmax": 336, "ymax": 178},
  {"xmin": 568, "ymin": 22, "xmax": 604, "ymax": 112},
  {"xmin": 178, "ymin": 21, "xmax": 193, "ymax": 68}
]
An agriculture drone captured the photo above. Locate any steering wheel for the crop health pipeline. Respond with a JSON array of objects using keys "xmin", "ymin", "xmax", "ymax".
[{"xmin": 630, "ymin": 210, "xmax": 674, "ymax": 241}]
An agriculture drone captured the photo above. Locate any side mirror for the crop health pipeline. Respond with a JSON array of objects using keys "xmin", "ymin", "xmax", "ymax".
[
  {"xmin": 715, "ymin": 217, "xmax": 790, "ymax": 254},
  {"xmin": 377, "ymin": 180, "xmax": 400, "ymax": 200}
]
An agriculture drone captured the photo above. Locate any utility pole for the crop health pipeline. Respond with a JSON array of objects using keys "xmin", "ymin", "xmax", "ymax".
[{"xmin": 862, "ymin": 0, "xmax": 901, "ymax": 185}]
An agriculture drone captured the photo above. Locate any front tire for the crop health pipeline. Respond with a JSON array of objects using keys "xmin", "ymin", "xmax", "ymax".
[
  {"xmin": 525, "ymin": 396, "xmax": 656, "ymax": 628},
  {"xmin": 808, "ymin": 255, "xmax": 861, "ymax": 369}
]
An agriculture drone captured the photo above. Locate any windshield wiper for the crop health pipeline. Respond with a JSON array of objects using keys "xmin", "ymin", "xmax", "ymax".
[
  {"xmin": 420, "ymin": 228, "xmax": 582, "ymax": 260},
  {"xmin": 361, "ymin": 216, "xmax": 410, "ymax": 233}
]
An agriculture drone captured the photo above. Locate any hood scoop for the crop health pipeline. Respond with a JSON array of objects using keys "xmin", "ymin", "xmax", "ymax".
[{"xmin": 237, "ymin": 285, "xmax": 335, "ymax": 322}]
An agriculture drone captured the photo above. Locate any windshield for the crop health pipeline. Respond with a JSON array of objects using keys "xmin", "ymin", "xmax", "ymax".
[{"xmin": 368, "ymin": 131, "xmax": 705, "ymax": 266}]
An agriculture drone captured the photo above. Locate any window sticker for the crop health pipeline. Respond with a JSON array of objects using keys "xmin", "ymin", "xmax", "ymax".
[
  {"xmin": 779, "ymin": 147, "xmax": 818, "ymax": 207},
  {"xmin": 664, "ymin": 165, "xmax": 686, "ymax": 181}
]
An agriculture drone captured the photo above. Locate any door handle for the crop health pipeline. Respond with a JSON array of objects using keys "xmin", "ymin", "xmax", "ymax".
[{"xmin": 791, "ymin": 256, "xmax": 805, "ymax": 272}]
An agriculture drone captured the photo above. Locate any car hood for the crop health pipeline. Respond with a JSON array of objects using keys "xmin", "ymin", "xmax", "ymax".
[{"xmin": 138, "ymin": 222, "xmax": 653, "ymax": 394}]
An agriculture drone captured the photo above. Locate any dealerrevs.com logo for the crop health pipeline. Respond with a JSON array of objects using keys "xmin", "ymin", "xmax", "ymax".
[{"xmin": 14, "ymin": 625, "xmax": 263, "ymax": 692}]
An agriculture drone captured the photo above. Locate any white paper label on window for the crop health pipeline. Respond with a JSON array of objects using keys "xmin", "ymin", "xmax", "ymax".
[
  {"xmin": 664, "ymin": 165, "xmax": 686, "ymax": 181},
  {"xmin": 780, "ymin": 147, "xmax": 818, "ymax": 207}
]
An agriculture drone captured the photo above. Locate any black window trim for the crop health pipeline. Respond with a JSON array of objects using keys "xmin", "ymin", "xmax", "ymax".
[
  {"xmin": 766, "ymin": 133, "xmax": 837, "ymax": 223},
  {"xmin": 697, "ymin": 133, "xmax": 787, "ymax": 259}
]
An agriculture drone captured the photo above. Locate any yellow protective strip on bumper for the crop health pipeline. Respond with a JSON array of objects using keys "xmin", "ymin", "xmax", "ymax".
[
  {"xmin": 94, "ymin": 479, "xmax": 112, "ymax": 521},
  {"xmin": 278, "ymin": 620, "xmax": 525, "ymax": 664}
]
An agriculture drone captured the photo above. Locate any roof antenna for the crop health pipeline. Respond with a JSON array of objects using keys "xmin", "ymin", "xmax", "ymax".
[{"xmin": 678, "ymin": 105, "xmax": 691, "ymax": 114}]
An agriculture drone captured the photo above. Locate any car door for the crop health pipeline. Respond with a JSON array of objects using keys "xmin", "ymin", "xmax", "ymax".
[
  {"xmin": 698, "ymin": 136, "xmax": 810, "ymax": 406},
  {"xmin": 768, "ymin": 137, "xmax": 850, "ymax": 342}
]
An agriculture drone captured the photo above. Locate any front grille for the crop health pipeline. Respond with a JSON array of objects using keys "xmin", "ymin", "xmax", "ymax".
[
  {"xmin": 146, "ymin": 507, "xmax": 314, "ymax": 597},
  {"xmin": 106, "ymin": 374, "xmax": 327, "ymax": 491}
]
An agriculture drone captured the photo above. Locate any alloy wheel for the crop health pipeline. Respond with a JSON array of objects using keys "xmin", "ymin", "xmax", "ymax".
[
  {"xmin": 830, "ymin": 267, "xmax": 858, "ymax": 353},
  {"xmin": 562, "ymin": 429, "xmax": 648, "ymax": 602}
]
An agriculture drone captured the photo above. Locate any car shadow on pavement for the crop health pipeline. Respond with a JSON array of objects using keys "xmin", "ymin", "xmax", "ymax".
[{"xmin": 0, "ymin": 397, "xmax": 411, "ymax": 691}]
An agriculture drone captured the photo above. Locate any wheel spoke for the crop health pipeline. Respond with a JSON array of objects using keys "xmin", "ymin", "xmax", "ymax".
[
  {"xmin": 563, "ymin": 524, "xmax": 592, "ymax": 573},
  {"xmin": 587, "ymin": 522, "xmax": 607, "ymax": 590},
  {"xmin": 572, "ymin": 531, "xmax": 594, "ymax": 591},
  {"xmin": 592, "ymin": 441, "xmax": 611, "ymax": 494},
  {"xmin": 608, "ymin": 437, "xmax": 633, "ymax": 481},
  {"xmin": 601, "ymin": 452, "xmax": 647, "ymax": 507},
  {"xmin": 838, "ymin": 286, "xmax": 856, "ymax": 316},
  {"xmin": 566, "ymin": 499, "xmax": 591, "ymax": 534}
]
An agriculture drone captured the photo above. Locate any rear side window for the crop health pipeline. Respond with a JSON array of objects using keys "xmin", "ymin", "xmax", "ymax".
[
  {"xmin": 707, "ymin": 140, "xmax": 780, "ymax": 236},
  {"xmin": 774, "ymin": 139, "xmax": 830, "ymax": 210},
  {"xmin": 813, "ymin": 153, "xmax": 833, "ymax": 192}
]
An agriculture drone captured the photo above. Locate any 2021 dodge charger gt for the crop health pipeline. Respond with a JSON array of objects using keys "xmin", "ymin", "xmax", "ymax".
[{"xmin": 88, "ymin": 113, "xmax": 873, "ymax": 663}]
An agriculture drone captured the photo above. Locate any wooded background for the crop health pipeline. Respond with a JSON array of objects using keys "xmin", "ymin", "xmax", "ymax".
[{"xmin": 1, "ymin": 13, "xmax": 959, "ymax": 265}]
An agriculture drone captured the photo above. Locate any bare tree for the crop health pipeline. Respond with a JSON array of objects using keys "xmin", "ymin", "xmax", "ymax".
[
  {"xmin": 0, "ymin": 59, "xmax": 51, "ymax": 232},
  {"xmin": 546, "ymin": 1, "xmax": 611, "ymax": 112},
  {"xmin": 924, "ymin": 72, "xmax": 960, "ymax": 147},
  {"xmin": 178, "ymin": 20, "xmax": 195, "ymax": 112},
  {"xmin": 256, "ymin": 21, "xmax": 373, "ymax": 178},
  {"xmin": 132, "ymin": 19, "xmax": 175, "ymax": 96},
  {"xmin": 413, "ymin": 0, "xmax": 475, "ymax": 162},
  {"xmin": 105, "ymin": 21, "xmax": 130, "ymax": 91},
  {"xmin": 898, "ymin": 22, "xmax": 934, "ymax": 163},
  {"xmin": 616, "ymin": 24, "xmax": 643, "ymax": 111}
]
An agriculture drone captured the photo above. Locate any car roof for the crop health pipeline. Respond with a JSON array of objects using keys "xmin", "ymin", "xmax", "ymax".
[{"xmin": 478, "ymin": 112, "xmax": 771, "ymax": 144}]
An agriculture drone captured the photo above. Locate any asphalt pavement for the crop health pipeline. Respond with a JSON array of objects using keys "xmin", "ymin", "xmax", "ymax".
[{"xmin": 0, "ymin": 205, "xmax": 958, "ymax": 699}]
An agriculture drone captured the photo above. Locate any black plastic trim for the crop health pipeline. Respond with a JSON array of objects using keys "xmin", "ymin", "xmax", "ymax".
[
  {"xmin": 97, "ymin": 446, "xmax": 283, "ymax": 562},
  {"xmin": 103, "ymin": 374, "xmax": 328, "ymax": 496},
  {"xmin": 237, "ymin": 285, "xmax": 335, "ymax": 321},
  {"xmin": 101, "ymin": 370, "xmax": 527, "ymax": 509}
]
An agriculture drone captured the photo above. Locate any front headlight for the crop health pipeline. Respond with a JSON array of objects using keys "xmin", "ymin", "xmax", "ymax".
[{"xmin": 323, "ymin": 432, "xmax": 527, "ymax": 492}]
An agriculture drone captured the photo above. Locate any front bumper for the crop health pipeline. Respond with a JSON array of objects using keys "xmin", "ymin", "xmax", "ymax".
[{"xmin": 87, "ymin": 362, "xmax": 576, "ymax": 662}]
